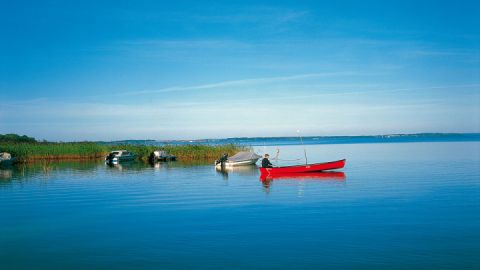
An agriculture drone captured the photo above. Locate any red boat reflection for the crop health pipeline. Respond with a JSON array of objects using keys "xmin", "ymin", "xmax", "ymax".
[{"xmin": 259, "ymin": 171, "xmax": 346, "ymax": 181}]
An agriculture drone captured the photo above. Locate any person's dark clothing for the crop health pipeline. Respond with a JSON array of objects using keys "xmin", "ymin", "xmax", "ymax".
[{"xmin": 262, "ymin": 158, "xmax": 273, "ymax": 168}]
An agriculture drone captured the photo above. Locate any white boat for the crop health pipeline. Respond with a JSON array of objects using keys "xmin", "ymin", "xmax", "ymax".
[
  {"xmin": 149, "ymin": 150, "xmax": 177, "ymax": 162},
  {"xmin": 105, "ymin": 150, "xmax": 136, "ymax": 164},
  {"xmin": 215, "ymin": 151, "xmax": 261, "ymax": 168},
  {"xmin": 0, "ymin": 152, "xmax": 16, "ymax": 167}
]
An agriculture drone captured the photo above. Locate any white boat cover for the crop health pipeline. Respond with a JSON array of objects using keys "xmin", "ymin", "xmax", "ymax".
[
  {"xmin": 0, "ymin": 152, "xmax": 12, "ymax": 160},
  {"xmin": 228, "ymin": 151, "xmax": 261, "ymax": 162},
  {"xmin": 153, "ymin": 150, "xmax": 167, "ymax": 157}
]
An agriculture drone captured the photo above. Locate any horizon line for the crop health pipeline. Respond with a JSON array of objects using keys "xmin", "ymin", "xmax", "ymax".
[{"xmin": 95, "ymin": 132, "xmax": 480, "ymax": 143}]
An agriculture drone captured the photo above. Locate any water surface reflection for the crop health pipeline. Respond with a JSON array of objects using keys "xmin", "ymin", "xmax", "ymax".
[
  {"xmin": 1, "ymin": 160, "xmax": 212, "ymax": 185},
  {"xmin": 0, "ymin": 142, "xmax": 479, "ymax": 269},
  {"xmin": 215, "ymin": 165, "xmax": 259, "ymax": 178},
  {"xmin": 1, "ymin": 160, "xmax": 349, "ymax": 195}
]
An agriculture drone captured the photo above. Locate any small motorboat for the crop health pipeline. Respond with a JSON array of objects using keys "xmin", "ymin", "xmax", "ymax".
[
  {"xmin": 259, "ymin": 159, "xmax": 346, "ymax": 175},
  {"xmin": 149, "ymin": 150, "xmax": 177, "ymax": 163},
  {"xmin": 105, "ymin": 150, "xmax": 136, "ymax": 164},
  {"xmin": 0, "ymin": 152, "xmax": 16, "ymax": 167},
  {"xmin": 215, "ymin": 151, "xmax": 262, "ymax": 168}
]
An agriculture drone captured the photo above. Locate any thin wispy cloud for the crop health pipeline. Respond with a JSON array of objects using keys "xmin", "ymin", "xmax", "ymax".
[
  {"xmin": 116, "ymin": 39, "xmax": 252, "ymax": 50},
  {"xmin": 5, "ymin": 84, "xmax": 477, "ymax": 111},
  {"xmin": 149, "ymin": 84, "xmax": 480, "ymax": 108},
  {"xmin": 118, "ymin": 72, "xmax": 357, "ymax": 96},
  {"xmin": 191, "ymin": 6, "xmax": 309, "ymax": 24}
]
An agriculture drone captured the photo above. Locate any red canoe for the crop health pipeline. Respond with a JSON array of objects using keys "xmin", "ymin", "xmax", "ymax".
[{"xmin": 259, "ymin": 159, "xmax": 346, "ymax": 175}]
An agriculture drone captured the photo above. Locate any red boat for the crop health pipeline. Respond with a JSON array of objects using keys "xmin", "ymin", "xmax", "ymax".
[{"xmin": 259, "ymin": 159, "xmax": 346, "ymax": 175}]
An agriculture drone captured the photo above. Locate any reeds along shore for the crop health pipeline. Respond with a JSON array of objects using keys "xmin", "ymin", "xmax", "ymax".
[{"xmin": 0, "ymin": 142, "xmax": 244, "ymax": 163}]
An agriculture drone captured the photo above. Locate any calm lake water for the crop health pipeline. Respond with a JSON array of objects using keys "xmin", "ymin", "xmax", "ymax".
[{"xmin": 1, "ymin": 142, "xmax": 479, "ymax": 269}]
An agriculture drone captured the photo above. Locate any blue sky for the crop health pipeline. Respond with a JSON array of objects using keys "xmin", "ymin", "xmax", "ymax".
[{"xmin": 1, "ymin": 0, "xmax": 479, "ymax": 141}]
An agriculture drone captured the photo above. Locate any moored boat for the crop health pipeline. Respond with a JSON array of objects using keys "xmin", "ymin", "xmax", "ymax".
[
  {"xmin": 149, "ymin": 150, "xmax": 177, "ymax": 163},
  {"xmin": 0, "ymin": 152, "xmax": 16, "ymax": 167},
  {"xmin": 105, "ymin": 150, "xmax": 136, "ymax": 164},
  {"xmin": 215, "ymin": 151, "xmax": 261, "ymax": 168},
  {"xmin": 259, "ymin": 159, "xmax": 346, "ymax": 175}
]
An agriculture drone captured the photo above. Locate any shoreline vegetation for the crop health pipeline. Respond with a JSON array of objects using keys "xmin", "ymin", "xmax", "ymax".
[
  {"xmin": 2, "ymin": 132, "xmax": 478, "ymax": 163},
  {"xmin": 0, "ymin": 134, "xmax": 244, "ymax": 163}
]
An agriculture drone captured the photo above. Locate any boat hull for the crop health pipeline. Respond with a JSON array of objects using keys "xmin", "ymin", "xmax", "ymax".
[
  {"xmin": 106, "ymin": 155, "xmax": 136, "ymax": 164},
  {"xmin": 259, "ymin": 159, "xmax": 346, "ymax": 175},
  {"xmin": 113, "ymin": 156, "xmax": 136, "ymax": 162},
  {"xmin": 0, "ymin": 158, "xmax": 16, "ymax": 167},
  {"xmin": 260, "ymin": 171, "xmax": 346, "ymax": 181},
  {"xmin": 150, "ymin": 156, "xmax": 176, "ymax": 162},
  {"xmin": 215, "ymin": 158, "xmax": 259, "ymax": 168}
]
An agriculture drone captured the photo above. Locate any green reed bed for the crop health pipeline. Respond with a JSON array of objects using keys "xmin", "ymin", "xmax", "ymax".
[
  {"xmin": 163, "ymin": 144, "xmax": 242, "ymax": 159},
  {"xmin": 0, "ymin": 142, "xmax": 244, "ymax": 163},
  {"xmin": 0, "ymin": 142, "xmax": 106, "ymax": 162}
]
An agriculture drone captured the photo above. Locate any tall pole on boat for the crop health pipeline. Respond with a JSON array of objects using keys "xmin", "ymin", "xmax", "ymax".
[
  {"xmin": 274, "ymin": 148, "xmax": 280, "ymax": 166},
  {"xmin": 297, "ymin": 130, "xmax": 308, "ymax": 165}
]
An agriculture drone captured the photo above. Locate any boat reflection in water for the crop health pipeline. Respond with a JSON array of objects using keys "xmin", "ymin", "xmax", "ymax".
[
  {"xmin": 105, "ymin": 160, "xmax": 146, "ymax": 172},
  {"xmin": 0, "ymin": 169, "xmax": 13, "ymax": 180},
  {"xmin": 215, "ymin": 165, "xmax": 259, "ymax": 180},
  {"xmin": 260, "ymin": 171, "xmax": 346, "ymax": 193},
  {"xmin": 105, "ymin": 161, "xmax": 129, "ymax": 171}
]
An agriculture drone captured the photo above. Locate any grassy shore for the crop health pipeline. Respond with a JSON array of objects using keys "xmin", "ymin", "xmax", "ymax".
[{"xmin": 0, "ymin": 142, "xmax": 244, "ymax": 163}]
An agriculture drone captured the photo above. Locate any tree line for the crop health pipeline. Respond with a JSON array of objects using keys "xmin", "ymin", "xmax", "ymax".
[{"xmin": 0, "ymin": 134, "xmax": 37, "ymax": 143}]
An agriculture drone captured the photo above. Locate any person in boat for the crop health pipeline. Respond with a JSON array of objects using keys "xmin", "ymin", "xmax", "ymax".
[
  {"xmin": 261, "ymin": 154, "xmax": 273, "ymax": 168},
  {"xmin": 216, "ymin": 153, "xmax": 229, "ymax": 167}
]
